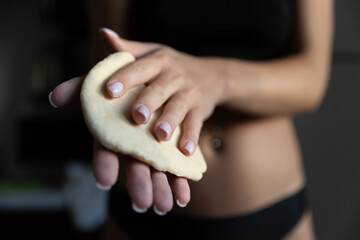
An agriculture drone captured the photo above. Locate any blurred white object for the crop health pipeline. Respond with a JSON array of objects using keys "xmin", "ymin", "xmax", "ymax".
[{"xmin": 63, "ymin": 161, "xmax": 109, "ymax": 232}]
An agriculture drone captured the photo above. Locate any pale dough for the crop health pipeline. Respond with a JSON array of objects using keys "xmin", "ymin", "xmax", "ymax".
[{"xmin": 80, "ymin": 52, "xmax": 207, "ymax": 181}]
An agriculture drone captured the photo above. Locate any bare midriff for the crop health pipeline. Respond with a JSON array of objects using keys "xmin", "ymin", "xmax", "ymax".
[
  {"xmin": 174, "ymin": 107, "xmax": 305, "ymax": 217},
  {"xmin": 117, "ymin": 108, "xmax": 306, "ymax": 218}
]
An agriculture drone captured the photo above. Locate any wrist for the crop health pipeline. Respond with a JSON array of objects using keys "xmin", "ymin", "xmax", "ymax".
[
  {"xmin": 200, "ymin": 57, "xmax": 229, "ymax": 106},
  {"xmin": 216, "ymin": 58, "xmax": 260, "ymax": 109}
]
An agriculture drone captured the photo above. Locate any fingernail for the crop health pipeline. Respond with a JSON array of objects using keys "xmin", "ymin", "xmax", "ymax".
[
  {"xmin": 96, "ymin": 182, "xmax": 111, "ymax": 191},
  {"xmin": 135, "ymin": 104, "xmax": 150, "ymax": 122},
  {"xmin": 158, "ymin": 122, "xmax": 171, "ymax": 139},
  {"xmin": 184, "ymin": 140, "xmax": 195, "ymax": 155},
  {"xmin": 132, "ymin": 202, "xmax": 148, "ymax": 214},
  {"xmin": 108, "ymin": 81, "xmax": 124, "ymax": 97},
  {"xmin": 176, "ymin": 199, "xmax": 187, "ymax": 208},
  {"xmin": 48, "ymin": 92, "xmax": 58, "ymax": 108},
  {"xmin": 101, "ymin": 27, "xmax": 119, "ymax": 39},
  {"xmin": 153, "ymin": 206, "xmax": 167, "ymax": 216}
]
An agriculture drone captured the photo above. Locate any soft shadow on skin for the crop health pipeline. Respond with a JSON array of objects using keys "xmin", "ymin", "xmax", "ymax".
[
  {"xmin": 205, "ymin": 106, "xmax": 261, "ymax": 126},
  {"xmin": 102, "ymin": 81, "xmax": 113, "ymax": 100}
]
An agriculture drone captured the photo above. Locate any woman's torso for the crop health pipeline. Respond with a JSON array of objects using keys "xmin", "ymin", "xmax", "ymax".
[
  {"xmin": 178, "ymin": 109, "xmax": 305, "ymax": 217},
  {"xmin": 126, "ymin": 0, "xmax": 304, "ymax": 217}
]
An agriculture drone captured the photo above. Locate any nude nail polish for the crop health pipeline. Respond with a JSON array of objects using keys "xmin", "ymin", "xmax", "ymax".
[
  {"xmin": 101, "ymin": 27, "xmax": 119, "ymax": 39},
  {"xmin": 135, "ymin": 104, "xmax": 150, "ymax": 122},
  {"xmin": 96, "ymin": 182, "xmax": 111, "ymax": 191},
  {"xmin": 132, "ymin": 202, "xmax": 148, "ymax": 214},
  {"xmin": 108, "ymin": 81, "xmax": 124, "ymax": 97},
  {"xmin": 48, "ymin": 92, "xmax": 58, "ymax": 108},
  {"xmin": 184, "ymin": 140, "xmax": 195, "ymax": 155},
  {"xmin": 153, "ymin": 206, "xmax": 167, "ymax": 216},
  {"xmin": 158, "ymin": 122, "xmax": 171, "ymax": 139},
  {"xmin": 176, "ymin": 199, "xmax": 187, "ymax": 208}
]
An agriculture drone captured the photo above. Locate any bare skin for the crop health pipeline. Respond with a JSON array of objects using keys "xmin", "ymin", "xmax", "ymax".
[{"xmin": 49, "ymin": 0, "xmax": 333, "ymax": 238}]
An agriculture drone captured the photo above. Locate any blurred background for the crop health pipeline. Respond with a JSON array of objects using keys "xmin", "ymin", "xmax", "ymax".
[
  {"xmin": 0, "ymin": 1, "xmax": 105, "ymax": 239},
  {"xmin": 0, "ymin": 0, "xmax": 359, "ymax": 239}
]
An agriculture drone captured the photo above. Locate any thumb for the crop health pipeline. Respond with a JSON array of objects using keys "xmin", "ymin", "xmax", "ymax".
[{"xmin": 99, "ymin": 28, "xmax": 159, "ymax": 58}]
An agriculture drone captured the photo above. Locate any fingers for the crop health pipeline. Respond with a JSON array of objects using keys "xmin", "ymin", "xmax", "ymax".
[
  {"xmin": 151, "ymin": 169, "xmax": 173, "ymax": 215},
  {"xmin": 125, "ymin": 157, "xmax": 153, "ymax": 212},
  {"xmin": 51, "ymin": 30, "xmax": 196, "ymax": 218},
  {"xmin": 50, "ymin": 28, "xmax": 160, "ymax": 108},
  {"xmin": 49, "ymin": 28, "xmax": 159, "ymax": 108},
  {"xmin": 99, "ymin": 33, "xmax": 203, "ymax": 153},
  {"xmin": 153, "ymin": 92, "xmax": 189, "ymax": 141},
  {"xmin": 92, "ymin": 140, "xmax": 119, "ymax": 189},
  {"xmin": 93, "ymin": 139, "xmax": 186, "ymax": 215},
  {"xmin": 169, "ymin": 176, "xmax": 191, "ymax": 208},
  {"xmin": 49, "ymin": 77, "xmax": 84, "ymax": 108},
  {"xmin": 137, "ymin": 88, "xmax": 203, "ymax": 156},
  {"xmin": 99, "ymin": 28, "xmax": 160, "ymax": 58},
  {"xmin": 179, "ymin": 109, "xmax": 203, "ymax": 156},
  {"xmin": 104, "ymin": 52, "xmax": 202, "ymax": 155},
  {"xmin": 125, "ymin": 157, "xmax": 191, "ymax": 215},
  {"xmin": 131, "ymin": 72, "xmax": 181, "ymax": 125},
  {"xmin": 106, "ymin": 54, "xmax": 164, "ymax": 99}
]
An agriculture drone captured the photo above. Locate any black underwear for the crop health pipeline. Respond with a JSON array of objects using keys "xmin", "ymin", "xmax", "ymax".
[{"xmin": 108, "ymin": 187, "xmax": 309, "ymax": 240}]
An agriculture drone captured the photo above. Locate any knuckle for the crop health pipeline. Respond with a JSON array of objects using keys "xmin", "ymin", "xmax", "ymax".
[
  {"xmin": 133, "ymin": 62, "xmax": 147, "ymax": 75},
  {"xmin": 172, "ymin": 68, "xmax": 186, "ymax": 82},
  {"xmin": 173, "ymin": 93, "xmax": 189, "ymax": 109},
  {"xmin": 171, "ymin": 101, "xmax": 188, "ymax": 119},
  {"xmin": 124, "ymin": 63, "xmax": 146, "ymax": 84},
  {"xmin": 176, "ymin": 94, "xmax": 189, "ymax": 113},
  {"xmin": 147, "ymin": 83, "xmax": 166, "ymax": 100},
  {"xmin": 161, "ymin": 105, "xmax": 186, "ymax": 126},
  {"xmin": 113, "ymin": 61, "xmax": 145, "ymax": 85},
  {"xmin": 181, "ymin": 88, "xmax": 197, "ymax": 106},
  {"xmin": 112, "ymin": 69, "xmax": 131, "ymax": 85},
  {"xmin": 154, "ymin": 47, "xmax": 172, "ymax": 64},
  {"xmin": 185, "ymin": 83, "xmax": 197, "ymax": 95}
]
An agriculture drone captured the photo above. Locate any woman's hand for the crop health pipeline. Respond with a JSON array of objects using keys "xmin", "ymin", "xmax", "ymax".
[
  {"xmin": 50, "ymin": 76, "xmax": 190, "ymax": 215},
  {"xmin": 49, "ymin": 28, "xmax": 224, "ymax": 215},
  {"xmin": 101, "ymin": 28, "xmax": 224, "ymax": 154}
]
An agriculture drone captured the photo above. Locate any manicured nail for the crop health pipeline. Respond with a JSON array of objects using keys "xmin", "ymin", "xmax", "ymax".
[
  {"xmin": 108, "ymin": 81, "xmax": 124, "ymax": 97},
  {"xmin": 176, "ymin": 199, "xmax": 187, "ymax": 208},
  {"xmin": 158, "ymin": 122, "xmax": 171, "ymax": 139},
  {"xmin": 101, "ymin": 27, "xmax": 119, "ymax": 39},
  {"xmin": 96, "ymin": 182, "xmax": 111, "ymax": 191},
  {"xmin": 184, "ymin": 140, "xmax": 195, "ymax": 155},
  {"xmin": 48, "ymin": 92, "xmax": 58, "ymax": 108},
  {"xmin": 132, "ymin": 202, "xmax": 148, "ymax": 214},
  {"xmin": 135, "ymin": 104, "xmax": 150, "ymax": 122},
  {"xmin": 153, "ymin": 206, "xmax": 167, "ymax": 216}
]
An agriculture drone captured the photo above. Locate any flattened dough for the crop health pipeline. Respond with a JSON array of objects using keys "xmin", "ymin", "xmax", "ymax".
[{"xmin": 80, "ymin": 52, "xmax": 206, "ymax": 181}]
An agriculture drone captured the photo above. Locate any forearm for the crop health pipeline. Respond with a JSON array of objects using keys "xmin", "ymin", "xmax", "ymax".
[
  {"xmin": 212, "ymin": 53, "xmax": 330, "ymax": 116},
  {"xmin": 212, "ymin": 0, "xmax": 333, "ymax": 117}
]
